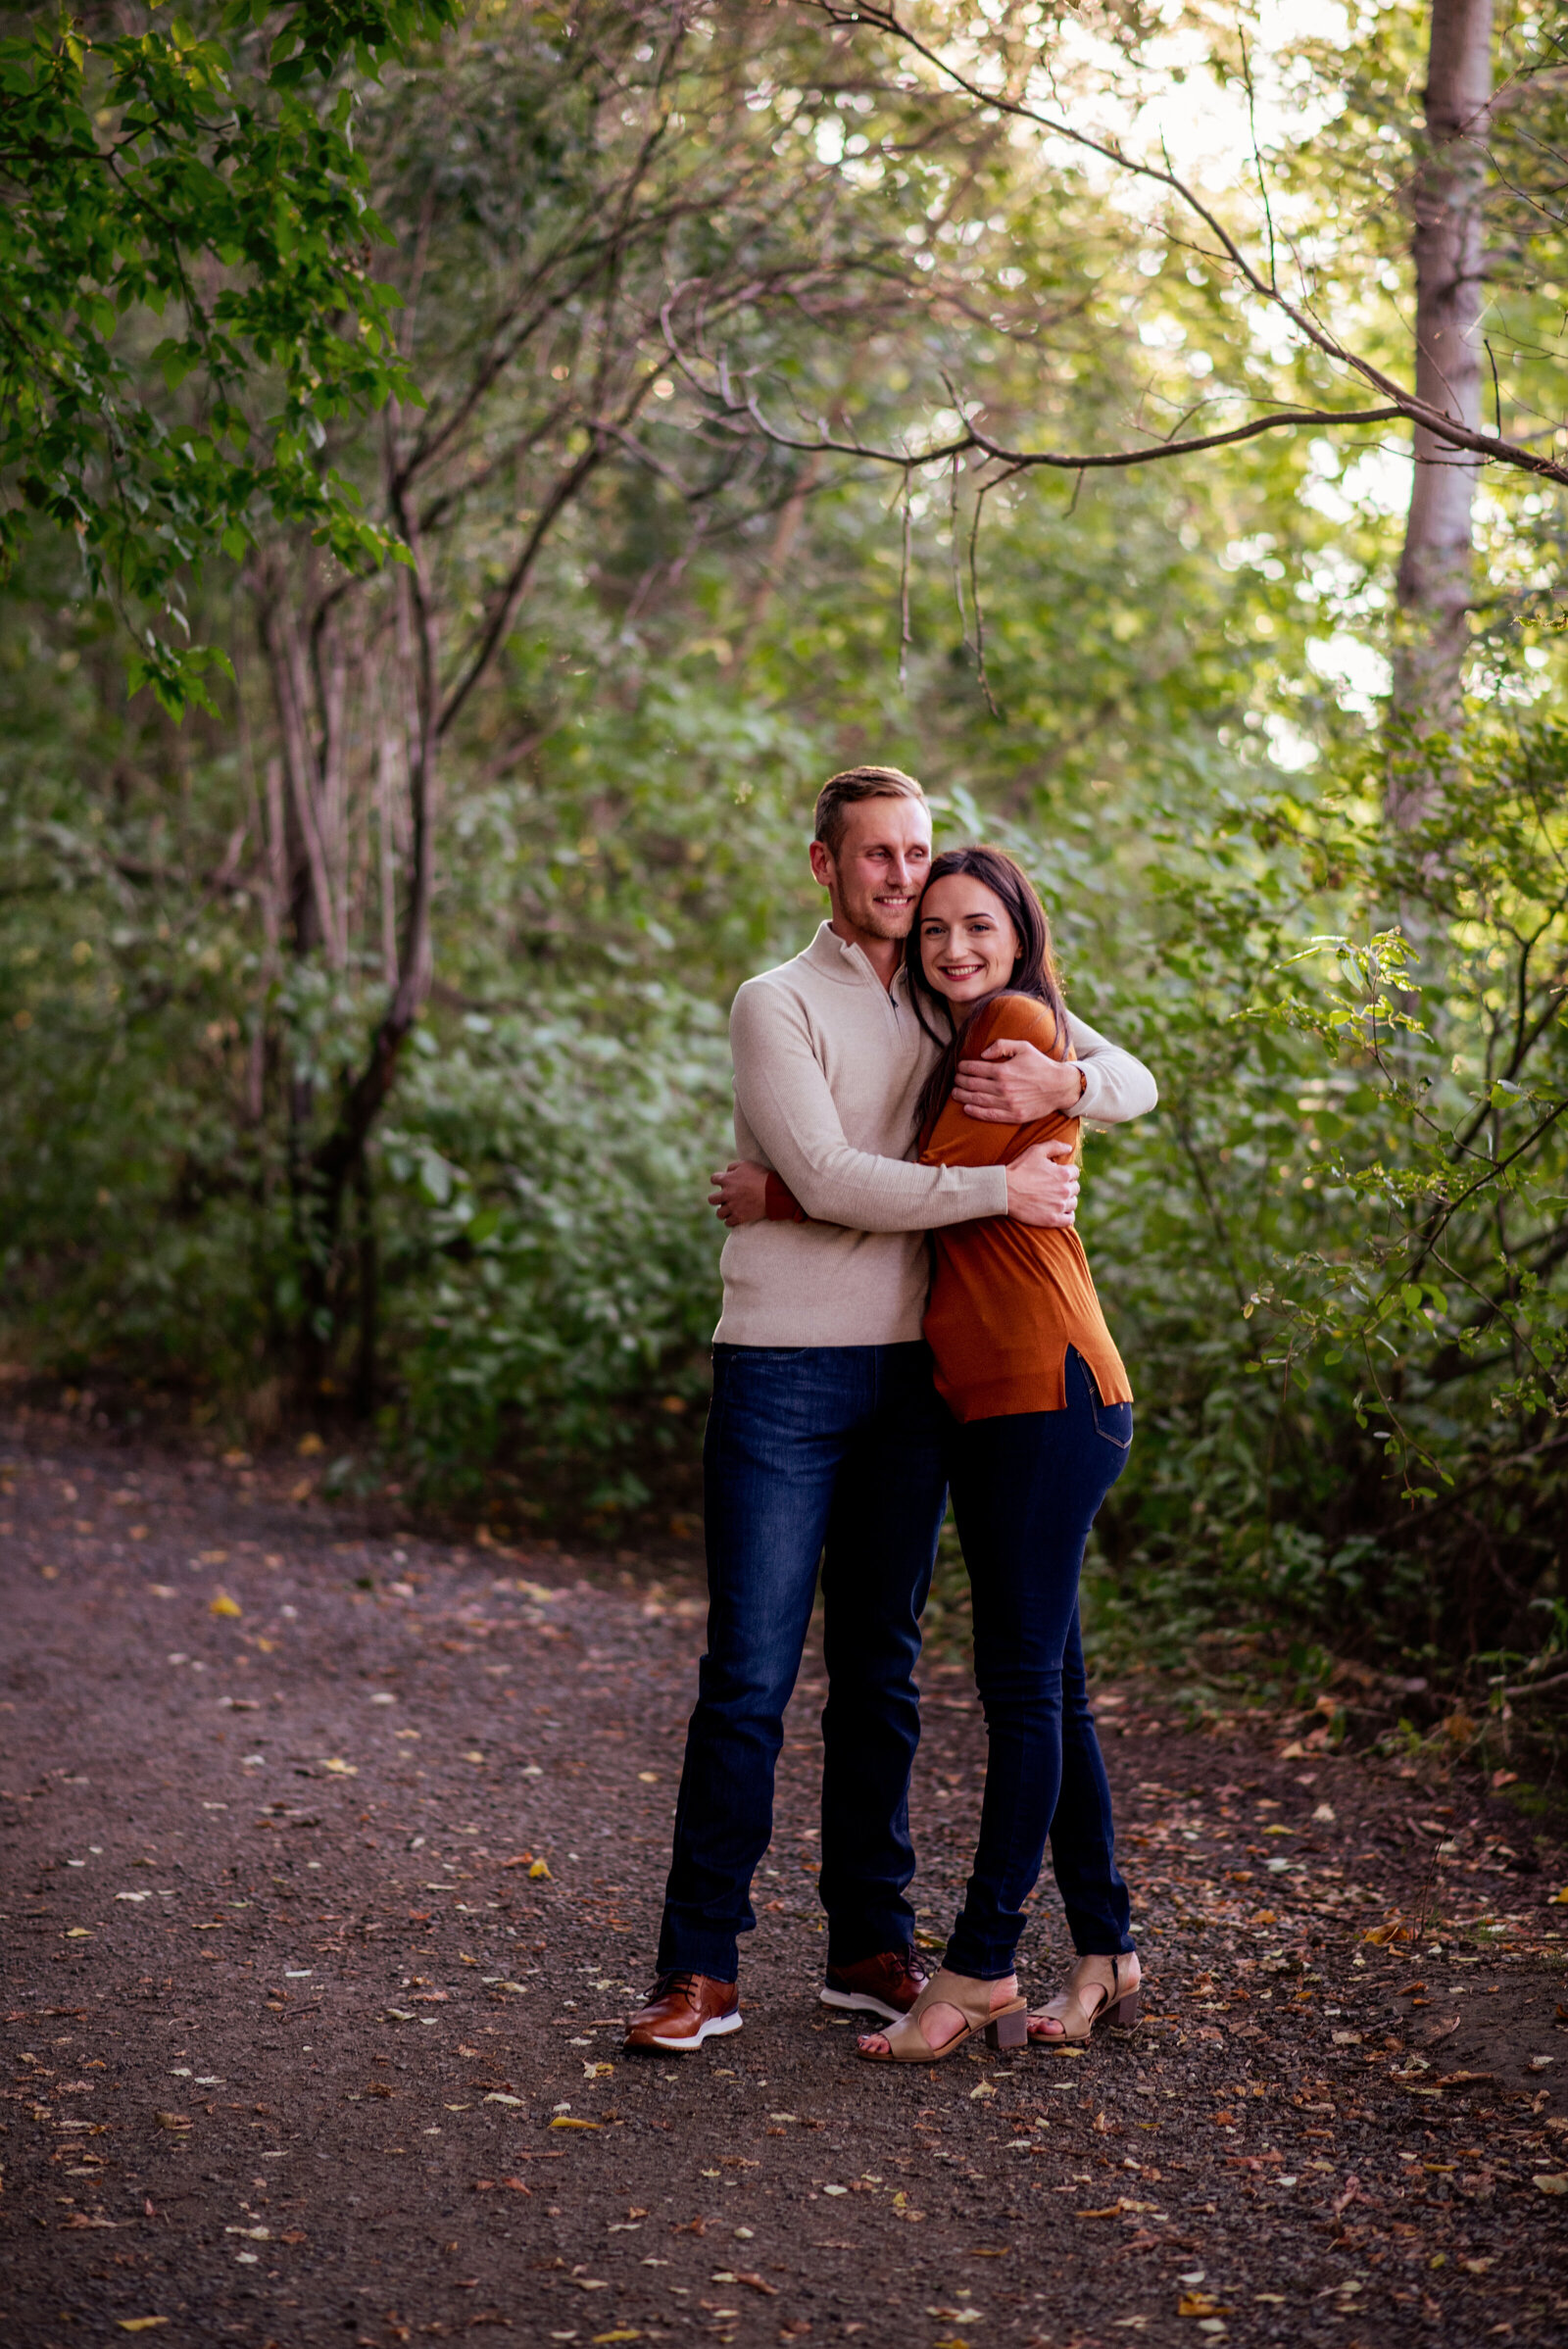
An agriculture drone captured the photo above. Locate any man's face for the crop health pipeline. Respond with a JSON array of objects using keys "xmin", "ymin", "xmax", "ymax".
[{"xmin": 809, "ymin": 797, "xmax": 933, "ymax": 945}]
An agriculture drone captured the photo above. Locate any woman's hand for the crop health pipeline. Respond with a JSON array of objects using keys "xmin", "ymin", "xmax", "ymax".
[
  {"xmin": 709, "ymin": 1160, "xmax": 771, "ymax": 1227},
  {"xmin": 955, "ymin": 1036, "xmax": 1085, "ymax": 1123}
]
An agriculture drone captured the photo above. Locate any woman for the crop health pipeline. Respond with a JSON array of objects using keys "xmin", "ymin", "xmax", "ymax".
[{"xmin": 760, "ymin": 846, "xmax": 1141, "ymax": 2062}]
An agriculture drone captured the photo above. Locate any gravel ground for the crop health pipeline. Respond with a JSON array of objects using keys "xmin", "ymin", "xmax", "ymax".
[{"xmin": 3, "ymin": 1419, "xmax": 1567, "ymax": 2349}]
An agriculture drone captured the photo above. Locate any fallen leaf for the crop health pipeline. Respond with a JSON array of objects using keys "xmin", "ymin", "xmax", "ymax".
[
  {"xmin": 209, "ymin": 1591, "xmax": 242, "ymax": 1618},
  {"xmin": 484, "ymin": 2093, "xmax": 524, "ymax": 2107},
  {"xmin": 528, "ymin": 1857, "xmax": 552, "ymax": 1880},
  {"xmin": 321, "ymin": 1758, "xmax": 358, "ymax": 1776},
  {"xmin": 733, "ymin": 2273, "xmax": 778, "ymax": 2296},
  {"xmin": 61, "ymin": 2213, "xmax": 119, "ymax": 2229},
  {"xmin": 116, "ymin": 2324, "xmax": 169, "ymax": 2334},
  {"xmin": 969, "ymin": 2080, "xmax": 996, "ymax": 2101},
  {"xmin": 154, "ymin": 2113, "xmax": 192, "ymax": 2130},
  {"xmin": 297, "ymin": 1433, "xmax": 324, "ymax": 1456},
  {"xmin": 549, "ymin": 2116, "xmax": 601, "ymax": 2130},
  {"xmin": 63, "ymin": 1927, "xmax": 93, "ymax": 1939},
  {"xmin": 1178, "ymin": 2293, "xmax": 1233, "ymax": 2318},
  {"xmin": 591, "ymin": 2333, "xmax": 642, "ymax": 2345},
  {"xmin": 1532, "ymin": 2173, "xmax": 1568, "ymax": 2195}
]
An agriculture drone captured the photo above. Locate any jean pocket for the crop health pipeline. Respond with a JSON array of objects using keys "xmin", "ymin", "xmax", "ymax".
[
  {"xmin": 1091, "ymin": 1395, "xmax": 1134, "ymax": 1452},
  {"xmin": 1070, "ymin": 1349, "xmax": 1133, "ymax": 1451}
]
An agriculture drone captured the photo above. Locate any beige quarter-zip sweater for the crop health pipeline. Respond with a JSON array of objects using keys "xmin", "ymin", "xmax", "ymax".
[{"xmin": 714, "ymin": 921, "xmax": 1157, "ymax": 1347}]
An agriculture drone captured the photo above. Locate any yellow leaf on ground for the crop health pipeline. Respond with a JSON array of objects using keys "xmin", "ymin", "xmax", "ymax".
[
  {"xmin": 550, "ymin": 2116, "xmax": 601, "ymax": 2130},
  {"xmin": 209, "ymin": 1591, "xmax": 241, "ymax": 1618},
  {"xmin": 1178, "ymin": 2293, "xmax": 1232, "ymax": 2318},
  {"xmin": 321, "ymin": 1758, "xmax": 357, "ymax": 1776},
  {"xmin": 528, "ymin": 1857, "xmax": 552, "ymax": 1880},
  {"xmin": 117, "ymin": 2323, "xmax": 170, "ymax": 2334},
  {"xmin": 64, "ymin": 1927, "xmax": 93, "ymax": 1938},
  {"xmin": 1532, "ymin": 2173, "xmax": 1568, "ymax": 2194}
]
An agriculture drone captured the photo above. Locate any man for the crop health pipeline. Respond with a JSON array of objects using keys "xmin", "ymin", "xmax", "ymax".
[{"xmin": 624, "ymin": 767, "xmax": 1157, "ymax": 2052}]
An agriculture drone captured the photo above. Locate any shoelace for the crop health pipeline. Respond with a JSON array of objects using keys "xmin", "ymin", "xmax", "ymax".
[{"xmin": 648, "ymin": 1971, "xmax": 701, "ymax": 2009}]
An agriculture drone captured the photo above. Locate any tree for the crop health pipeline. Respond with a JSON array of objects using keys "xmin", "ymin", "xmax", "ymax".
[
  {"xmin": 1390, "ymin": 0, "xmax": 1494, "ymax": 797},
  {"xmin": 685, "ymin": 3, "xmax": 1564, "ymax": 751},
  {"xmin": 242, "ymin": 0, "xmax": 991, "ymax": 1390},
  {"xmin": 0, "ymin": 0, "xmax": 459, "ymax": 713}
]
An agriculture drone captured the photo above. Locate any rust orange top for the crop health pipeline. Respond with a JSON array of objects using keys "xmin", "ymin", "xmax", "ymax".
[{"xmin": 919, "ymin": 993, "xmax": 1132, "ymax": 1424}]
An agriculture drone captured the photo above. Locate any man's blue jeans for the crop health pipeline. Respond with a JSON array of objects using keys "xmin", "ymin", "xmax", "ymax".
[{"xmin": 657, "ymin": 1342, "xmax": 948, "ymax": 1982}]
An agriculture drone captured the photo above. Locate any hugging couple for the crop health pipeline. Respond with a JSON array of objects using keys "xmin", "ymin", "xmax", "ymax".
[{"xmin": 623, "ymin": 766, "xmax": 1156, "ymax": 2066}]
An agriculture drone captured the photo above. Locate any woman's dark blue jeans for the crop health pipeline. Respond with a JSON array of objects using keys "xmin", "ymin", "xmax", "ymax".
[{"xmin": 944, "ymin": 1347, "xmax": 1135, "ymax": 1980}]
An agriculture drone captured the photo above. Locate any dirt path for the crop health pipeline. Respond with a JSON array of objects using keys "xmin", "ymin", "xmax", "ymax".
[{"xmin": 3, "ymin": 1419, "xmax": 1567, "ymax": 2349}]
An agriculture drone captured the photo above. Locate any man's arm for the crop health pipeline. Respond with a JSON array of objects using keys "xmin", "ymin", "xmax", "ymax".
[
  {"xmin": 709, "ymin": 1149, "xmax": 1079, "ymax": 1231},
  {"xmin": 720, "ymin": 980, "xmax": 1078, "ymax": 1232},
  {"xmin": 728, "ymin": 981, "xmax": 1009, "ymax": 1233},
  {"xmin": 952, "ymin": 1007, "xmax": 1157, "ymax": 1127}
]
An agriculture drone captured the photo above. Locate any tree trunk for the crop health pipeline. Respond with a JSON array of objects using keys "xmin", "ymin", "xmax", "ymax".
[{"xmin": 1389, "ymin": 0, "xmax": 1494, "ymax": 826}]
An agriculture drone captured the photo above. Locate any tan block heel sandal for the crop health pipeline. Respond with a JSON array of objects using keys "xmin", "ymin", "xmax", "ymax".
[
  {"xmin": 856, "ymin": 1968, "xmax": 1028, "ymax": 2064},
  {"xmin": 1028, "ymin": 1951, "xmax": 1141, "ymax": 2044}
]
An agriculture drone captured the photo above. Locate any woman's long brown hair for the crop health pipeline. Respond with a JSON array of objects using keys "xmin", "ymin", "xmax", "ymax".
[{"xmin": 907, "ymin": 845, "xmax": 1070, "ymax": 1141}]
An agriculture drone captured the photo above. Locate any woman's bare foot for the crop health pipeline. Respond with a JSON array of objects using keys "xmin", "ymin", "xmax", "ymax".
[{"xmin": 857, "ymin": 1973, "xmax": 1019, "ymax": 2059}]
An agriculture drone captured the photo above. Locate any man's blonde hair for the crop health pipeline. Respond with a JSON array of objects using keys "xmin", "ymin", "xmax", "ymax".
[{"xmin": 812, "ymin": 765, "xmax": 928, "ymax": 857}]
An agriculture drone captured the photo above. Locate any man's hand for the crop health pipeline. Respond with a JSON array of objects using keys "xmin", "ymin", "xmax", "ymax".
[
  {"xmin": 1004, "ymin": 1139, "xmax": 1080, "ymax": 1229},
  {"xmin": 709, "ymin": 1159, "xmax": 770, "ymax": 1228},
  {"xmin": 955, "ymin": 1036, "xmax": 1085, "ymax": 1124}
]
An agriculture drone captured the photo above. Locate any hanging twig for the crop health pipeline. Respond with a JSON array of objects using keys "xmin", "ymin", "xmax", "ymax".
[
  {"xmin": 897, "ymin": 460, "xmax": 913, "ymax": 694},
  {"xmin": 967, "ymin": 471, "xmax": 1006, "ymax": 719}
]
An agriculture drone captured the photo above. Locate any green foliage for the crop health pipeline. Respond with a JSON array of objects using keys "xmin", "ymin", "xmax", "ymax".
[
  {"xmin": 0, "ymin": 1, "xmax": 458, "ymax": 712},
  {"xmin": 0, "ymin": 1, "xmax": 1564, "ymax": 1694}
]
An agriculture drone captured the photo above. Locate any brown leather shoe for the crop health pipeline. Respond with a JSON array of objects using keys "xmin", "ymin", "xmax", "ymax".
[
  {"xmin": 819, "ymin": 1947, "xmax": 929, "ymax": 2025},
  {"xmin": 623, "ymin": 1971, "xmax": 742, "ymax": 2054}
]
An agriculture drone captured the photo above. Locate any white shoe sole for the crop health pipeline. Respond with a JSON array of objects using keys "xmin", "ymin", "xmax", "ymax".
[
  {"xmin": 638, "ymin": 2009, "xmax": 743, "ymax": 2052},
  {"xmin": 818, "ymin": 1984, "xmax": 906, "ymax": 2026}
]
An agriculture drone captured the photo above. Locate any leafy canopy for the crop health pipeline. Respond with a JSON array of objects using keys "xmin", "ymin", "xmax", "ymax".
[{"xmin": 0, "ymin": 0, "xmax": 458, "ymax": 712}]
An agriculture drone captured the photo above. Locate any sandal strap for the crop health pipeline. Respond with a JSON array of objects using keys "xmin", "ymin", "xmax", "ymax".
[{"xmin": 1031, "ymin": 1953, "xmax": 1140, "ymax": 2039}]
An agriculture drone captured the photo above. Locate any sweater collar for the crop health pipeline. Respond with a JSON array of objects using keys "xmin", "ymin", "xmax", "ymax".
[{"xmin": 804, "ymin": 919, "xmax": 911, "ymax": 1000}]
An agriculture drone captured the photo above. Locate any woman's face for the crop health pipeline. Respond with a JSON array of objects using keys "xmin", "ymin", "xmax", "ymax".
[{"xmin": 917, "ymin": 873, "xmax": 1021, "ymax": 1004}]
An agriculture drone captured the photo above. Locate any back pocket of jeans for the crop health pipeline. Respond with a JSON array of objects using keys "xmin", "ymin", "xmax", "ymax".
[
  {"xmin": 1072, "ymin": 1349, "xmax": 1133, "ymax": 1450},
  {"xmin": 1092, "ymin": 1395, "xmax": 1133, "ymax": 1451}
]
